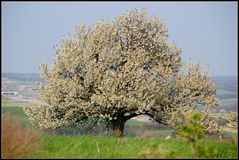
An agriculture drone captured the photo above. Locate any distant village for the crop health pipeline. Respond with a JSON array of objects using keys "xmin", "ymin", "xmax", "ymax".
[{"xmin": 2, "ymin": 77, "xmax": 39, "ymax": 102}]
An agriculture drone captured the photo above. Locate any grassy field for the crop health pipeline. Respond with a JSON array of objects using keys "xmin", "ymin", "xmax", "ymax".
[
  {"xmin": 1, "ymin": 96, "xmax": 28, "ymax": 107},
  {"xmin": 32, "ymin": 135, "xmax": 237, "ymax": 158},
  {"xmin": 1, "ymin": 97, "xmax": 238, "ymax": 159}
]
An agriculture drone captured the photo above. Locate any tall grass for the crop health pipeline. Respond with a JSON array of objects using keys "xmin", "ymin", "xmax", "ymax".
[
  {"xmin": 1, "ymin": 114, "xmax": 41, "ymax": 158},
  {"xmin": 32, "ymin": 134, "xmax": 237, "ymax": 158}
]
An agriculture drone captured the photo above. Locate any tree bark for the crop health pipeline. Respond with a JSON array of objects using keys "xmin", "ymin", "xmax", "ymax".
[{"xmin": 112, "ymin": 119, "xmax": 125, "ymax": 137}]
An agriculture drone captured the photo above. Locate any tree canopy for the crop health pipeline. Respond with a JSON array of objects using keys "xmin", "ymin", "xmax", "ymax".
[{"xmin": 24, "ymin": 9, "xmax": 219, "ymax": 137}]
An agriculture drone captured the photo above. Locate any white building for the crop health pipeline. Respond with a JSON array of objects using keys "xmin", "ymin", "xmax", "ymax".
[{"xmin": 1, "ymin": 91, "xmax": 18, "ymax": 96}]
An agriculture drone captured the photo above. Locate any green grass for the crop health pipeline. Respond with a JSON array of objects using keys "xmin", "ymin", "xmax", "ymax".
[
  {"xmin": 125, "ymin": 119, "xmax": 145, "ymax": 126},
  {"xmin": 33, "ymin": 134, "xmax": 237, "ymax": 158},
  {"xmin": 34, "ymin": 135, "xmax": 191, "ymax": 158},
  {"xmin": 1, "ymin": 97, "xmax": 31, "ymax": 127},
  {"xmin": 2, "ymin": 107, "xmax": 31, "ymax": 127},
  {"xmin": 1, "ymin": 96, "xmax": 29, "ymax": 122},
  {"xmin": 2, "ymin": 106, "xmax": 25, "ymax": 116}
]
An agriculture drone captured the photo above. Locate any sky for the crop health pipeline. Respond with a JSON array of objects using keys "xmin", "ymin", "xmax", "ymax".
[{"xmin": 2, "ymin": 2, "xmax": 238, "ymax": 76}]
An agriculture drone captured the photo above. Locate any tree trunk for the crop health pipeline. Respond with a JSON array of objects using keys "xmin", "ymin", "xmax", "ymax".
[{"xmin": 112, "ymin": 119, "xmax": 125, "ymax": 137}]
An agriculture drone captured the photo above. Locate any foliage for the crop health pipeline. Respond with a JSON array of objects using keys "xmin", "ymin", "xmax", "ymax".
[
  {"xmin": 24, "ymin": 8, "xmax": 219, "ymax": 136},
  {"xmin": 178, "ymin": 111, "xmax": 205, "ymax": 142},
  {"xmin": 24, "ymin": 104, "xmax": 109, "ymax": 131},
  {"xmin": 177, "ymin": 111, "xmax": 237, "ymax": 158},
  {"xmin": 225, "ymin": 111, "xmax": 238, "ymax": 129},
  {"xmin": 177, "ymin": 111, "xmax": 207, "ymax": 158}
]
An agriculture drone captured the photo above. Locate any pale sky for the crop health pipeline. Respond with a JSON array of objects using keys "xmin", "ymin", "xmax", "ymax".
[{"xmin": 2, "ymin": 2, "xmax": 238, "ymax": 76}]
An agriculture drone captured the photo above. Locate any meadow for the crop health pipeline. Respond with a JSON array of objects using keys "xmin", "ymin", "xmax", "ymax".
[
  {"xmin": 33, "ymin": 134, "xmax": 237, "ymax": 158},
  {"xmin": 1, "ymin": 96, "xmax": 238, "ymax": 159}
]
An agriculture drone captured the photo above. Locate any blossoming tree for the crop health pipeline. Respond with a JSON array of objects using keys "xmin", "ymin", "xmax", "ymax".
[{"xmin": 24, "ymin": 9, "xmax": 219, "ymax": 137}]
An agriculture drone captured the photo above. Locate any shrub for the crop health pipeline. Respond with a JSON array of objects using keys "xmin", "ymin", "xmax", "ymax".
[
  {"xmin": 178, "ymin": 111, "xmax": 238, "ymax": 158},
  {"xmin": 1, "ymin": 114, "xmax": 41, "ymax": 158}
]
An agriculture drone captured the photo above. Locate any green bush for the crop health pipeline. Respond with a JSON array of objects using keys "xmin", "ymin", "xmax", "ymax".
[{"xmin": 178, "ymin": 111, "xmax": 238, "ymax": 158}]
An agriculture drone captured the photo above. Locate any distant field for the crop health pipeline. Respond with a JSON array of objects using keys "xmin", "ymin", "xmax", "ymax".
[
  {"xmin": 2, "ymin": 73, "xmax": 43, "ymax": 82},
  {"xmin": 125, "ymin": 119, "xmax": 145, "ymax": 126},
  {"xmin": 216, "ymin": 88, "xmax": 237, "ymax": 99},
  {"xmin": 2, "ymin": 96, "xmax": 28, "ymax": 107},
  {"xmin": 2, "ymin": 100, "xmax": 28, "ymax": 108}
]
